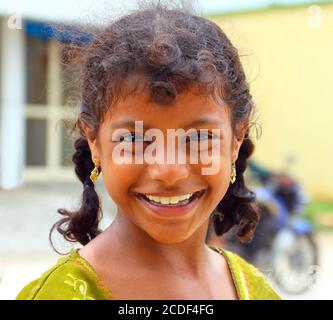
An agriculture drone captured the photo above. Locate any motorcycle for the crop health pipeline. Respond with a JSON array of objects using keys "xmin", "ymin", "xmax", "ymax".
[{"xmin": 207, "ymin": 158, "xmax": 319, "ymax": 295}]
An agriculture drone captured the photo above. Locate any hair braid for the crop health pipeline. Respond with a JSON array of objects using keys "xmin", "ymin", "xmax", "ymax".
[{"xmin": 49, "ymin": 137, "xmax": 103, "ymax": 252}]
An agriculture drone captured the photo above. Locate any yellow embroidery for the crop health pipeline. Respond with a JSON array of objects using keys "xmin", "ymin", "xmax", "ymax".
[
  {"xmin": 64, "ymin": 273, "xmax": 95, "ymax": 300},
  {"xmin": 68, "ymin": 251, "xmax": 115, "ymax": 300}
]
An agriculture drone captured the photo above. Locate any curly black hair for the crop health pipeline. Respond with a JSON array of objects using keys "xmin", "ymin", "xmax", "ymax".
[{"xmin": 50, "ymin": 1, "xmax": 261, "ymax": 253}]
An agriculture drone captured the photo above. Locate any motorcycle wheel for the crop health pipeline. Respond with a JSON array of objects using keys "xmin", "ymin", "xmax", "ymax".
[{"xmin": 271, "ymin": 230, "xmax": 319, "ymax": 295}]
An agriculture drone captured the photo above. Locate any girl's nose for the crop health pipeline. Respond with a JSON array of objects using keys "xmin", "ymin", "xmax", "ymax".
[{"xmin": 147, "ymin": 163, "xmax": 190, "ymax": 186}]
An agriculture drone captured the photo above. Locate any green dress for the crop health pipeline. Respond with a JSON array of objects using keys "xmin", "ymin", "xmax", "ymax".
[{"xmin": 16, "ymin": 244, "xmax": 282, "ymax": 300}]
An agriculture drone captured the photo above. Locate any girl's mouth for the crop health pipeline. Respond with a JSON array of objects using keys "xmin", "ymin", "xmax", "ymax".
[{"xmin": 133, "ymin": 189, "xmax": 206, "ymax": 218}]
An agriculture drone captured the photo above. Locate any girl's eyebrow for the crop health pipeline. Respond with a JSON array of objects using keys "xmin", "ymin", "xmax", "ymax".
[
  {"xmin": 187, "ymin": 118, "xmax": 224, "ymax": 128},
  {"xmin": 110, "ymin": 120, "xmax": 149, "ymax": 129},
  {"xmin": 110, "ymin": 117, "xmax": 223, "ymax": 129}
]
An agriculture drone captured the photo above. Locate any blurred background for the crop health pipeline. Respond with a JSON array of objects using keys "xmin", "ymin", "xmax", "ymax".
[{"xmin": 0, "ymin": 0, "xmax": 332, "ymax": 299}]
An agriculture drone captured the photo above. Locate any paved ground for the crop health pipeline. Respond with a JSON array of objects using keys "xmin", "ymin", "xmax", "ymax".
[
  {"xmin": 0, "ymin": 181, "xmax": 116, "ymax": 299},
  {"xmin": 0, "ymin": 182, "xmax": 332, "ymax": 300},
  {"xmin": 0, "ymin": 181, "xmax": 116, "ymax": 258}
]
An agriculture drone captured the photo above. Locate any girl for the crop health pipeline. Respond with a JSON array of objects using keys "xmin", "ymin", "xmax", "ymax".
[{"xmin": 17, "ymin": 3, "xmax": 281, "ymax": 300}]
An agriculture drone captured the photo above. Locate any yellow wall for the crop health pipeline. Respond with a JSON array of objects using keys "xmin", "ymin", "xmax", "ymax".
[{"xmin": 212, "ymin": 4, "xmax": 333, "ymax": 200}]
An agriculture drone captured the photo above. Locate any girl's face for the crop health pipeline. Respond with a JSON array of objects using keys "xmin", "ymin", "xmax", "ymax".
[{"xmin": 86, "ymin": 82, "xmax": 244, "ymax": 244}]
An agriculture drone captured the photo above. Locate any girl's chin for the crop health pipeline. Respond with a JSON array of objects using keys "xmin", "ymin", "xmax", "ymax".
[{"xmin": 144, "ymin": 230, "xmax": 196, "ymax": 244}]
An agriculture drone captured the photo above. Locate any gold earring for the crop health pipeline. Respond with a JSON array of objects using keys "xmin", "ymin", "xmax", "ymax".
[
  {"xmin": 90, "ymin": 160, "xmax": 100, "ymax": 183},
  {"xmin": 230, "ymin": 161, "xmax": 236, "ymax": 184}
]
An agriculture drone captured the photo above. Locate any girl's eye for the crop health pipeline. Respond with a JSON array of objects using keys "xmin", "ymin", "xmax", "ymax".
[
  {"xmin": 120, "ymin": 133, "xmax": 146, "ymax": 143},
  {"xmin": 186, "ymin": 131, "xmax": 214, "ymax": 142}
]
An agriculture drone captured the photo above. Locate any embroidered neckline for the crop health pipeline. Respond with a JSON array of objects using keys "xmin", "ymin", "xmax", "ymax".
[
  {"xmin": 68, "ymin": 249, "xmax": 116, "ymax": 300},
  {"xmin": 68, "ymin": 245, "xmax": 245, "ymax": 300}
]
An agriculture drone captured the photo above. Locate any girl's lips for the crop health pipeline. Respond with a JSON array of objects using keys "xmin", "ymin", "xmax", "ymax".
[{"xmin": 133, "ymin": 189, "xmax": 206, "ymax": 218}]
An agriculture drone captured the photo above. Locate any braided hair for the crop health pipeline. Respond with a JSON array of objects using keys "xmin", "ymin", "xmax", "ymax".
[
  {"xmin": 50, "ymin": 1, "xmax": 261, "ymax": 251},
  {"xmin": 49, "ymin": 137, "xmax": 102, "ymax": 252}
]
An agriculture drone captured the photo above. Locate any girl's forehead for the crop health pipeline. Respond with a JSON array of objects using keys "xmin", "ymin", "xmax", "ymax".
[{"xmin": 104, "ymin": 85, "xmax": 231, "ymax": 127}]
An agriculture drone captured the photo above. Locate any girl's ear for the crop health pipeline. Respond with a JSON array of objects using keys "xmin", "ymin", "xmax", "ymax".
[
  {"xmin": 232, "ymin": 125, "xmax": 246, "ymax": 161},
  {"xmin": 82, "ymin": 123, "xmax": 100, "ymax": 162}
]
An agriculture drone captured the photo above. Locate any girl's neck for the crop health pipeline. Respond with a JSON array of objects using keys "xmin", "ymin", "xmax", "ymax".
[{"xmin": 95, "ymin": 210, "xmax": 214, "ymax": 278}]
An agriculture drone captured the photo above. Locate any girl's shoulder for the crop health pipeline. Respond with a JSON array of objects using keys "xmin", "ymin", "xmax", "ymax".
[
  {"xmin": 208, "ymin": 244, "xmax": 282, "ymax": 300},
  {"xmin": 16, "ymin": 249, "xmax": 114, "ymax": 300}
]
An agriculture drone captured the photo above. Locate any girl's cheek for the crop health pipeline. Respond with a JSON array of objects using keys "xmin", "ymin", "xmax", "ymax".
[
  {"xmin": 202, "ymin": 150, "xmax": 230, "ymax": 190},
  {"xmin": 102, "ymin": 162, "xmax": 141, "ymax": 201},
  {"xmin": 197, "ymin": 142, "xmax": 228, "ymax": 177}
]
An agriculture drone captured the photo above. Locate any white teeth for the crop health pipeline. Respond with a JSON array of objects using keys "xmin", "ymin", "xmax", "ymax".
[{"xmin": 145, "ymin": 193, "xmax": 193, "ymax": 205}]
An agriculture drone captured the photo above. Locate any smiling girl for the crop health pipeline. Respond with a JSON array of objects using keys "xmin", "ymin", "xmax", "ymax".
[{"xmin": 17, "ymin": 2, "xmax": 281, "ymax": 300}]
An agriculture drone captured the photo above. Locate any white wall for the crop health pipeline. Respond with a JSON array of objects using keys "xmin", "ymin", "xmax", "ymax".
[{"xmin": 0, "ymin": 16, "xmax": 26, "ymax": 189}]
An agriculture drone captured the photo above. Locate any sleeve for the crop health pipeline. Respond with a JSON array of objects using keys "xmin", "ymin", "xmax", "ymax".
[
  {"xmin": 233, "ymin": 252, "xmax": 283, "ymax": 300},
  {"xmin": 16, "ymin": 261, "xmax": 109, "ymax": 300}
]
